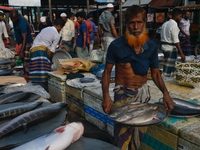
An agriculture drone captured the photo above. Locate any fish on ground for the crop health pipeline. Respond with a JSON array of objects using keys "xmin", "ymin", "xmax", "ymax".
[
  {"xmin": 0, "ymin": 92, "xmax": 32, "ymax": 104},
  {"xmin": 12, "ymin": 122, "xmax": 84, "ymax": 150},
  {"xmin": 0, "ymin": 102, "xmax": 43, "ymax": 119},
  {"xmin": 0, "ymin": 102, "xmax": 67, "ymax": 138},
  {"xmin": 0, "ymin": 91, "xmax": 22, "ymax": 100}
]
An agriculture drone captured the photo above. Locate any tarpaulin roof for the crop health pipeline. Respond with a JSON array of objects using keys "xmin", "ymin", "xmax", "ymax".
[
  {"xmin": 123, "ymin": 0, "xmax": 151, "ymax": 8},
  {"xmin": 0, "ymin": 0, "xmax": 96, "ymax": 7},
  {"xmin": 0, "ymin": 6, "xmax": 14, "ymax": 11},
  {"xmin": 149, "ymin": 0, "xmax": 182, "ymax": 8}
]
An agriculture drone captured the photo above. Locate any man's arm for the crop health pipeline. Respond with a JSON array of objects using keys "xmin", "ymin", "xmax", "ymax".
[
  {"xmin": 102, "ymin": 63, "xmax": 114, "ymax": 114},
  {"xmin": 98, "ymin": 24, "xmax": 103, "ymax": 39},
  {"xmin": 110, "ymin": 23, "xmax": 118, "ymax": 39},
  {"xmin": 179, "ymin": 27, "xmax": 190, "ymax": 38},
  {"xmin": 151, "ymin": 68, "xmax": 174, "ymax": 111},
  {"xmin": 83, "ymin": 32, "xmax": 87, "ymax": 50},
  {"xmin": 175, "ymin": 42, "xmax": 185, "ymax": 61},
  {"xmin": 19, "ymin": 33, "xmax": 27, "ymax": 59}
]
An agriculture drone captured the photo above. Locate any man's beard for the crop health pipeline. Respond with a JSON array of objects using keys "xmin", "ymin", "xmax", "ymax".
[{"xmin": 125, "ymin": 28, "xmax": 148, "ymax": 48}]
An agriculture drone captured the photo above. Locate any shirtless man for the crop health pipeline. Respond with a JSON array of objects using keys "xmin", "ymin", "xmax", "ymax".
[{"xmin": 102, "ymin": 5, "xmax": 174, "ymax": 150}]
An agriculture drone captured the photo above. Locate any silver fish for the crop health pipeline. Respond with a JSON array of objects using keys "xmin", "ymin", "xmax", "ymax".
[
  {"xmin": 160, "ymin": 98, "xmax": 200, "ymax": 110},
  {"xmin": 114, "ymin": 109, "xmax": 147, "ymax": 122},
  {"xmin": 109, "ymin": 103, "xmax": 158, "ymax": 119},
  {"xmin": 124, "ymin": 109, "xmax": 159, "ymax": 124},
  {"xmin": 12, "ymin": 122, "xmax": 84, "ymax": 150},
  {"xmin": 0, "ymin": 102, "xmax": 67, "ymax": 139},
  {"xmin": 0, "ymin": 102, "xmax": 43, "ymax": 119}
]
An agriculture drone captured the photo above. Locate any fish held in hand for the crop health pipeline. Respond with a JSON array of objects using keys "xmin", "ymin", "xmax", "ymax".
[{"xmin": 124, "ymin": 109, "xmax": 160, "ymax": 125}]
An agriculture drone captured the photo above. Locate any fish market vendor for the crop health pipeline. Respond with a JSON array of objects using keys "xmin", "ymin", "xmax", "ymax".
[
  {"xmin": 28, "ymin": 19, "xmax": 65, "ymax": 91},
  {"xmin": 101, "ymin": 5, "xmax": 175, "ymax": 150}
]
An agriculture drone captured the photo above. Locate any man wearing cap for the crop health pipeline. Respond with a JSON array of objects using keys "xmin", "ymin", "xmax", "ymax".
[
  {"xmin": 38, "ymin": 16, "xmax": 49, "ymax": 32},
  {"xmin": 60, "ymin": 12, "xmax": 75, "ymax": 58},
  {"xmin": 98, "ymin": 3, "xmax": 118, "ymax": 63},
  {"xmin": 0, "ymin": 10, "xmax": 10, "ymax": 49}
]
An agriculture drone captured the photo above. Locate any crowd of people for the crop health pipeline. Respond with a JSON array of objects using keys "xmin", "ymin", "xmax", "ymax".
[{"xmin": 0, "ymin": 4, "xmax": 193, "ymax": 150}]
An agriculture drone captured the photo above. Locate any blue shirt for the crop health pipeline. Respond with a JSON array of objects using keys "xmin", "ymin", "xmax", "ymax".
[
  {"xmin": 87, "ymin": 19, "xmax": 97, "ymax": 41},
  {"xmin": 76, "ymin": 22, "xmax": 88, "ymax": 47},
  {"xmin": 106, "ymin": 36, "xmax": 159, "ymax": 75},
  {"xmin": 13, "ymin": 16, "xmax": 33, "ymax": 44}
]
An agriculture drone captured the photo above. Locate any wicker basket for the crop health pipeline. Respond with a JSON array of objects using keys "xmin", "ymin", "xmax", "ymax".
[{"xmin": 175, "ymin": 62, "xmax": 200, "ymax": 87}]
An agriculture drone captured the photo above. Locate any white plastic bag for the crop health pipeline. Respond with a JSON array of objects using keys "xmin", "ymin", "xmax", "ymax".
[
  {"xmin": 4, "ymin": 82, "xmax": 50, "ymax": 99},
  {"xmin": 90, "ymin": 49, "xmax": 104, "ymax": 63}
]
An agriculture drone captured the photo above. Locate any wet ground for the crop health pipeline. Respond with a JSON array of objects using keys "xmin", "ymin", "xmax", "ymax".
[{"xmin": 67, "ymin": 109, "xmax": 114, "ymax": 144}]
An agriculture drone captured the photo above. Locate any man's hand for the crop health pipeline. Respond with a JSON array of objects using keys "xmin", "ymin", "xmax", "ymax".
[
  {"xmin": 83, "ymin": 45, "xmax": 86, "ymax": 50},
  {"xmin": 180, "ymin": 53, "xmax": 185, "ymax": 62},
  {"xmin": 19, "ymin": 51, "xmax": 24, "ymax": 59},
  {"xmin": 162, "ymin": 94, "xmax": 175, "ymax": 111},
  {"xmin": 102, "ymin": 97, "xmax": 113, "ymax": 114}
]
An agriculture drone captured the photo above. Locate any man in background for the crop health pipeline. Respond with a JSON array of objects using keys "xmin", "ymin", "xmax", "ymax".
[
  {"xmin": 179, "ymin": 10, "xmax": 191, "ymax": 56},
  {"xmin": 60, "ymin": 12, "xmax": 75, "ymax": 58},
  {"xmin": 98, "ymin": 3, "xmax": 118, "ymax": 63},
  {"xmin": 75, "ymin": 11, "xmax": 90, "ymax": 60},
  {"xmin": 87, "ymin": 13, "xmax": 99, "ymax": 55},
  {"xmin": 0, "ymin": 11, "xmax": 10, "ymax": 49},
  {"xmin": 160, "ymin": 8, "xmax": 185, "ymax": 77},
  {"xmin": 10, "ymin": 9, "xmax": 33, "ymax": 81},
  {"xmin": 29, "ymin": 19, "xmax": 65, "ymax": 91},
  {"xmin": 38, "ymin": 16, "xmax": 49, "ymax": 32}
]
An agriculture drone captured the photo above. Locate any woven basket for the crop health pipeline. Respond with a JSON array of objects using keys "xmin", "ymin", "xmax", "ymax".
[{"xmin": 175, "ymin": 62, "xmax": 200, "ymax": 87}]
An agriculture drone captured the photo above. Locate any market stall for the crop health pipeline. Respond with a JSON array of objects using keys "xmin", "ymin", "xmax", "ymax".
[{"xmin": 45, "ymin": 58, "xmax": 200, "ymax": 150}]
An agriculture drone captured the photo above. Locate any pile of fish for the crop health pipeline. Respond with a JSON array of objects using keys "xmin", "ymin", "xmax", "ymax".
[
  {"xmin": 0, "ymin": 102, "xmax": 67, "ymax": 139},
  {"xmin": 0, "ymin": 83, "xmax": 75, "ymax": 149},
  {"xmin": 156, "ymin": 98, "xmax": 200, "ymax": 117},
  {"xmin": 109, "ymin": 102, "xmax": 168, "ymax": 126}
]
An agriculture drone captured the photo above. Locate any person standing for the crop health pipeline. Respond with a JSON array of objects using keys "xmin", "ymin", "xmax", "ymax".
[
  {"xmin": 10, "ymin": 9, "xmax": 33, "ymax": 81},
  {"xmin": 87, "ymin": 13, "xmax": 99, "ymax": 55},
  {"xmin": 28, "ymin": 18, "xmax": 65, "ymax": 91},
  {"xmin": 0, "ymin": 11, "xmax": 10, "ymax": 49},
  {"xmin": 102, "ymin": 5, "xmax": 175, "ymax": 150},
  {"xmin": 60, "ymin": 12, "xmax": 75, "ymax": 58},
  {"xmin": 75, "ymin": 11, "xmax": 90, "ymax": 60},
  {"xmin": 98, "ymin": 3, "xmax": 118, "ymax": 63},
  {"xmin": 38, "ymin": 16, "xmax": 49, "ymax": 32},
  {"xmin": 179, "ymin": 11, "xmax": 191, "ymax": 56},
  {"xmin": 160, "ymin": 8, "xmax": 185, "ymax": 77}
]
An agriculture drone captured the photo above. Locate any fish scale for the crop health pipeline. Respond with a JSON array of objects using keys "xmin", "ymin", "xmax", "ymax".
[{"xmin": 0, "ymin": 102, "xmax": 67, "ymax": 139}]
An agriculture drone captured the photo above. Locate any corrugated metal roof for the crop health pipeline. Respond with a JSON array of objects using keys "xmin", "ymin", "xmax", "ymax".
[{"xmin": 122, "ymin": 0, "xmax": 151, "ymax": 8}]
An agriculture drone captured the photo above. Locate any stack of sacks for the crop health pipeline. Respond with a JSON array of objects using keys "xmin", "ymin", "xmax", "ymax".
[{"xmin": 54, "ymin": 58, "xmax": 95, "ymax": 75}]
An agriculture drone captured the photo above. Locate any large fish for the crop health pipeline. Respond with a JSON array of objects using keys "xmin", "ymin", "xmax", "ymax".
[
  {"xmin": 157, "ymin": 98, "xmax": 200, "ymax": 116},
  {"xmin": 0, "ymin": 102, "xmax": 67, "ymax": 138},
  {"xmin": 0, "ymin": 92, "xmax": 32, "ymax": 104},
  {"xmin": 124, "ymin": 109, "xmax": 160, "ymax": 125},
  {"xmin": 0, "ymin": 91, "xmax": 22, "ymax": 100},
  {"xmin": 160, "ymin": 98, "xmax": 200, "ymax": 110},
  {"xmin": 0, "ymin": 102, "xmax": 43, "ymax": 119},
  {"xmin": 12, "ymin": 122, "xmax": 84, "ymax": 150}
]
